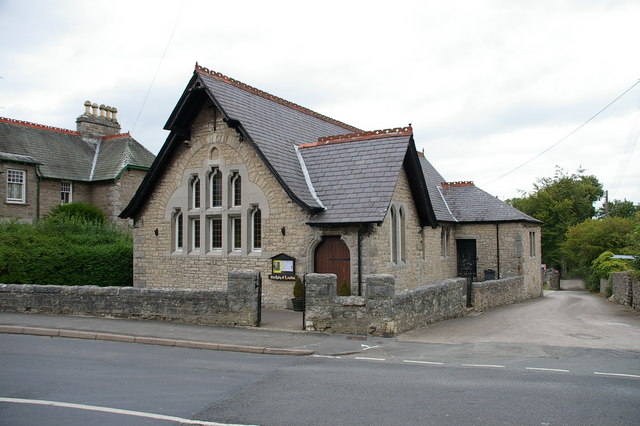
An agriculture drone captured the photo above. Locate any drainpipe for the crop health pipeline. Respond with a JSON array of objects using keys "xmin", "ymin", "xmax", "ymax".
[
  {"xmin": 357, "ymin": 225, "xmax": 363, "ymax": 296},
  {"xmin": 496, "ymin": 223, "xmax": 500, "ymax": 278},
  {"xmin": 36, "ymin": 169, "xmax": 41, "ymax": 221}
]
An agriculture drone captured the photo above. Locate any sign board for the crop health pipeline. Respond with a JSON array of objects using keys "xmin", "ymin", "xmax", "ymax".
[{"xmin": 269, "ymin": 253, "xmax": 296, "ymax": 280}]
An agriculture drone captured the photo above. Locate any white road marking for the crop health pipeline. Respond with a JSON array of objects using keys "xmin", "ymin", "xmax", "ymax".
[
  {"xmin": 403, "ymin": 360, "xmax": 445, "ymax": 365},
  {"xmin": 461, "ymin": 363, "xmax": 505, "ymax": 368},
  {"xmin": 361, "ymin": 344, "xmax": 380, "ymax": 351},
  {"xmin": 593, "ymin": 372, "xmax": 640, "ymax": 379},
  {"xmin": 0, "ymin": 397, "xmax": 252, "ymax": 425},
  {"xmin": 354, "ymin": 356, "xmax": 386, "ymax": 361},
  {"xmin": 311, "ymin": 354, "xmax": 342, "ymax": 359},
  {"xmin": 526, "ymin": 367, "xmax": 570, "ymax": 373}
]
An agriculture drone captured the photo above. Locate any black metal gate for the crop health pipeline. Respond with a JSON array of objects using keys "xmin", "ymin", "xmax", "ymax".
[
  {"xmin": 256, "ymin": 272, "xmax": 262, "ymax": 326},
  {"xmin": 457, "ymin": 239, "xmax": 477, "ymax": 308}
]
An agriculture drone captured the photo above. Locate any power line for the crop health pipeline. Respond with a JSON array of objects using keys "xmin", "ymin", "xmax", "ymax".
[
  {"xmin": 484, "ymin": 78, "xmax": 640, "ymax": 185},
  {"xmin": 609, "ymin": 99, "xmax": 640, "ymax": 198},
  {"xmin": 132, "ymin": 1, "xmax": 186, "ymax": 131}
]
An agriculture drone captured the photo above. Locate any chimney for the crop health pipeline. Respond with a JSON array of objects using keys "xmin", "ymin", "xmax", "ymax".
[{"xmin": 77, "ymin": 100, "xmax": 121, "ymax": 139}]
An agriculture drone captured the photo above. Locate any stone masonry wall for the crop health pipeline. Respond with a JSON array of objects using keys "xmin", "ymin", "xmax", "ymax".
[
  {"xmin": 610, "ymin": 272, "xmax": 638, "ymax": 310},
  {"xmin": 91, "ymin": 168, "xmax": 148, "ymax": 225},
  {"xmin": 0, "ymin": 270, "xmax": 260, "ymax": 326},
  {"xmin": 304, "ymin": 273, "xmax": 466, "ymax": 336},
  {"xmin": 472, "ymin": 276, "xmax": 525, "ymax": 312}
]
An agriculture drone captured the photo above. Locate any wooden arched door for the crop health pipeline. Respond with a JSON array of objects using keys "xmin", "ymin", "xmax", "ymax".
[{"xmin": 314, "ymin": 237, "xmax": 350, "ymax": 295}]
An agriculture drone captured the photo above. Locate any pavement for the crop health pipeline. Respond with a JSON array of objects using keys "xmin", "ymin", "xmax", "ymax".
[
  {"xmin": 1, "ymin": 290, "xmax": 639, "ymax": 356},
  {"xmin": 0, "ymin": 309, "xmax": 393, "ymax": 357}
]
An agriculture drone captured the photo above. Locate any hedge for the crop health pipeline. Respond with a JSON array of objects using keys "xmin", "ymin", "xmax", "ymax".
[{"xmin": 0, "ymin": 217, "xmax": 132, "ymax": 286}]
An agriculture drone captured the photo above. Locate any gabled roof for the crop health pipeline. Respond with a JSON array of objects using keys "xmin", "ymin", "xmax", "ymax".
[
  {"xmin": 0, "ymin": 117, "xmax": 154, "ymax": 182},
  {"xmin": 419, "ymin": 155, "xmax": 541, "ymax": 224},
  {"xmin": 300, "ymin": 128, "xmax": 436, "ymax": 226}
]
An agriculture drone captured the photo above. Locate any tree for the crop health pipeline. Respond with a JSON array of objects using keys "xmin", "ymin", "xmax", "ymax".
[
  {"xmin": 561, "ymin": 215, "xmax": 638, "ymax": 289},
  {"xmin": 596, "ymin": 199, "xmax": 640, "ymax": 219},
  {"xmin": 507, "ymin": 167, "xmax": 603, "ymax": 269}
]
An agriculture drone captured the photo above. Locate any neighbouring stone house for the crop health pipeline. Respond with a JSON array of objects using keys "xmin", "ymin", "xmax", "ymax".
[
  {"xmin": 0, "ymin": 102, "xmax": 155, "ymax": 224},
  {"xmin": 121, "ymin": 63, "xmax": 542, "ymax": 308}
]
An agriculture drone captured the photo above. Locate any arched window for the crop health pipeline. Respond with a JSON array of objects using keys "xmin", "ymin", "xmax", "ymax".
[
  {"xmin": 390, "ymin": 206, "xmax": 398, "ymax": 263},
  {"xmin": 191, "ymin": 176, "xmax": 200, "ymax": 209},
  {"xmin": 251, "ymin": 208, "xmax": 262, "ymax": 251},
  {"xmin": 174, "ymin": 210, "xmax": 183, "ymax": 252},
  {"xmin": 210, "ymin": 168, "xmax": 222, "ymax": 207},
  {"xmin": 231, "ymin": 173, "xmax": 241, "ymax": 207},
  {"xmin": 399, "ymin": 206, "xmax": 406, "ymax": 262}
]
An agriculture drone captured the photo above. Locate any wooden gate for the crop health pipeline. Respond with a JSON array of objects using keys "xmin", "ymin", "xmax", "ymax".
[{"xmin": 314, "ymin": 237, "xmax": 350, "ymax": 295}]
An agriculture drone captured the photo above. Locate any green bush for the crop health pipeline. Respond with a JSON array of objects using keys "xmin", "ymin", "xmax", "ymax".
[
  {"xmin": 47, "ymin": 202, "xmax": 108, "ymax": 224},
  {"xmin": 0, "ymin": 217, "xmax": 132, "ymax": 286},
  {"xmin": 586, "ymin": 251, "xmax": 631, "ymax": 292},
  {"xmin": 338, "ymin": 279, "xmax": 351, "ymax": 296}
]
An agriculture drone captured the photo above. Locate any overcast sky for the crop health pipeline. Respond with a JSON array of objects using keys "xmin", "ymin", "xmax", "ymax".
[{"xmin": 1, "ymin": 0, "xmax": 639, "ymax": 204}]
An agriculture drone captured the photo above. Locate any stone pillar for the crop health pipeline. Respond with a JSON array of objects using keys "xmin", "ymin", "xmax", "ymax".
[
  {"xmin": 365, "ymin": 274, "xmax": 396, "ymax": 336},
  {"xmin": 227, "ymin": 269, "xmax": 259, "ymax": 326},
  {"xmin": 304, "ymin": 273, "xmax": 336, "ymax": 331}
]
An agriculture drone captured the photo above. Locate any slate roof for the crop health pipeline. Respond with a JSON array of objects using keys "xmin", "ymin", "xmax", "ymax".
[
  {"xmin": 196, "ymin": 69, "xmax": 359, "ymax": 209},
  {"xmin": 301, "ymin": 135, "xmax": 411, "ymax": 224},
  {"xmin": 0, "ymin": 117, "xmax": 154, "ymax": 181},
  {"xmin": 419, "ymin": 155, "xmax": 541, "ymax": 224}
]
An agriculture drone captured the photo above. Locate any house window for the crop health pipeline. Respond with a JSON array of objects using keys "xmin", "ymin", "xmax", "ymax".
[
  {"xmin": 440, "ymin": 227, "xmax": 450, "ymax": 257},
  {"xmin": 210, "ymin": 217, "xmax": 222, "ymax": 250},
  {"xmin": 210, "ymin": 168, "xmax": 222, "ymax": 207},
  {"xmin": 6, "ymin": 169, "xmax": 26, "ymax": 203},
  {"xmin": 60, "ymin": 181, "xmax": 72, "ymax": 204},
  {"xmin": 529, "ymin": 231, "xmax": 536, "ymax": 257},
  {"xmin": 231, "ymin": 216, "xmax": 241, "ymax": 251},
  {"xmin": 191, "ymin": 176, "xmax": 201, "ymax": 209},
  {"xmin": 251, "ymin": 208, "xmax": 262, "ymax": 251},
  {"xmin": 174, "ymin": 211, "xmax": 183, "ymax": 252},
  {"xmin": 231, "ymin": 173, "xmax": 241, "ymax": 207},
  {"xmin": 191, "ymin": 218, "xmax": 201, "ymax": 251},
  {"xmin": 390, "ymin": 206, "xmax": 398, "ymax": 263},
  {"xmin": 399, "ymin": 206, "xmax": 406, "ymax": 262}
]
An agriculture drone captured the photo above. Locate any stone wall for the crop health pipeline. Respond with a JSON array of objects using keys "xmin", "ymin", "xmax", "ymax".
[
  {"xmin": 610, "ymin": 272, "xmax": 638, "ymax": 310},
  {"xmin": 542, "ymin": 268, "xmax": 560, "ymax": 290},
  {"xmin": 304, "ymin": 273, "xmax": 466, "ymax": 336},
  {"xmin": 0, "ymin": 270, "xmax": 260, "ymax": 326},
  {"xmin": 472, "ymin": 276, "xmax": 526, "ymax": 312}
]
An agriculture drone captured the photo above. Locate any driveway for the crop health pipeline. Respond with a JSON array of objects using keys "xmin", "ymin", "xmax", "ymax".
[{"xmin": 399, "ymin": 290, "xmax": 640, "ymax": 351}]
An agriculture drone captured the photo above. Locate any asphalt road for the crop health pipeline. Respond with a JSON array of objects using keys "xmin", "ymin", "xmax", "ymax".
[{"xmin": 1, "ymin": 333, "xmax": 639, "ymax": 426}]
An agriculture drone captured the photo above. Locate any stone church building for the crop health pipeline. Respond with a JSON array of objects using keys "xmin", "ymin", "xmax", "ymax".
[
  {"xmin": 121, "ymin": 63, "xmax": 542, "ymax": 308},
  {"xmin": 0, "ymin": 102, "xmax": 155, "ymax": 224}
]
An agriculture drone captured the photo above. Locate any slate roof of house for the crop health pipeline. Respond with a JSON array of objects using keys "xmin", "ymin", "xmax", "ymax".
[
  {"xmin": 419, "ymin": 155, "xmax": 541, "ymax": 224},
  {"xmin": 121, "ymin": 63, "xmax": 536, "ymax": 227},
  {"xmin": 0, "ymin": 117, "xmax": 154, "ymax": 181},
  {"xmin": 195, "ymin": 67, "xmax": 360, "ymax": 210},
  {"xmin": 301, "ymin": 133, "xmax": 412, "ymax": 224}
]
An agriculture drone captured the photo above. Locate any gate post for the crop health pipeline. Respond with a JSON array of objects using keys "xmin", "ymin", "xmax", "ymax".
[{"xmin": 227, "ymin": 269, "xmax": 260, "ymax": 326}]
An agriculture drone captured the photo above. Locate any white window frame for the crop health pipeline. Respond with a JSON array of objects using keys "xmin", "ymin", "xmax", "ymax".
[
  {"xmin": 231, "ymin": 173, "xmax": 241, "ymax": 207},
  {"xmin": 231, "ymin": 216, "xmax": 241, "ymax": 252},
  {"xmin": 209, "ymin": 216, "xmax": 222, "ymax": 251},
  {"xmin": 191, "ymin": 175, "xmax": 201, "ymax": 210},
  {"xmin": 191, "ymin": 217, "xmax": 201, "ymax": 252},
  {"xmin": 6, "ymin": 169, "xmax": 26, "ymax": 204},
  {"xmin": 60, "ymin": 181, "xmax": 72, "ymax": 204},
  {"xmin": 529, "ymin": 231, "xmax": 536, "ymax": 257},
  {"xmin": 251, "ymin": 207, "xmax": 262, "ymax": 252},
  {"xmin": 390, "ymin": 205, "xmax": 398, "ymax": 263},
  {"xmin": 174, "ymin": 210, "xmax": 183, "ymax": 252},
  {"xmin": 209, "ymin": 168, "xmax": 222, "ymax": 208},
  {"xmin": 399, "ymin": 206, "xmax": 406, "ymax": 262}
]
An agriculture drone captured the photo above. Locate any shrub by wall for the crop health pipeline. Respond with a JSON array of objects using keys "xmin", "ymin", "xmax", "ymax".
[{"xmin": 0, "ymin": 218, "xmax": 132, "ymax": 286}]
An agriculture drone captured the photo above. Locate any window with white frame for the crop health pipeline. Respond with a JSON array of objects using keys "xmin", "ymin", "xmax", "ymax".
[
  {"xmin": 231, "ymin": 173, "xmax": 241, "ymax": 207},
  {"xmin": 6, "ymin": 169, "xmax": 26, "ymax": 203},
  {"xmin": 390, "ymin": 206, "xmax": 398, "ymax": 263},
  {"xmin": 60, "ymin": 181, "xmax": 72, "ymax": 204},
  {"xmin": 210, "ymin": 168, "xmax": 222, "ymax": 208},
  {"xmin": 231, "ymin": 216, "xmax": 241, "ymax": 252},
  {"xmin": 399, "ymin": 206, "xmax": 406, "ymax": 262},
  {"xmin": 191, "ymin": 176, "xmax": 201, "ymax": 209},
  {"xmin": 440, "ymin": 227, "xmax": 451, "ymax": 257},
  {"xmin": 210, "ymin": 216, "xmax": 222, "ymax": 251},
  {"xmin": 251, "ymin": 207, "xmax": 262, "ymax": 251},
  {"xmin": 174, "ymin": 210, "xmax": 183, "ymax": 252},
  {"xmin": 191, "ymin": 218, "xmax": 201, "ymax": 251}
]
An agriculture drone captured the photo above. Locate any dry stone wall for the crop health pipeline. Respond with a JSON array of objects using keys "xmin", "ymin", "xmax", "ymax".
[
  {"xmin": 0, "ymin": 270, "xmax": 260, "ymax": 326},
  {"xmin": 472, "ymin": 276, "xmax": 525, "ymax": 312},
  {"xmin": 610, "ymin": 272, "xmax": 638, "ymax": 310}
]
